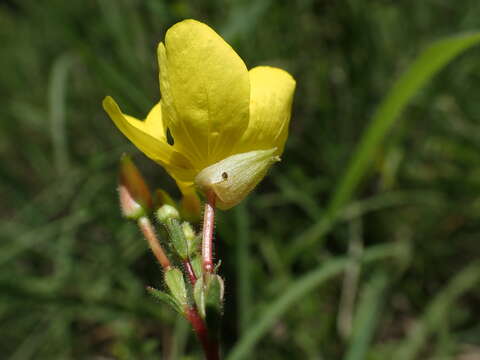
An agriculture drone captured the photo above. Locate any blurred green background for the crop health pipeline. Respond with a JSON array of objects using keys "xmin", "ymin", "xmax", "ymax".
[{"xmin": 1, "ymin": 0, "xmax": 480, "ymax": 359}]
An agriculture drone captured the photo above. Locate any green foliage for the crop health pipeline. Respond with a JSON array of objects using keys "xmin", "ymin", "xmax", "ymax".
[
  {"xmin": 147, "ymin": 286, "xmax": 183, "ymax": 315},
  {"xmin": 164, "ymin": 268, "xmax": 188, "ymax": 309},
  {"xmin": 1, "ymin": 0, "xmax": 480, "ymax": 359}
]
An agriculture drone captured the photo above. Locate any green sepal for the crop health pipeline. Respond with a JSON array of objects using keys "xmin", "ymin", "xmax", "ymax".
[
  {"xmin": 193, "ymin": 274, "xmax": 224, "ymax": 321},
  {"xmin": 190, "ymin": 255, "xmax": 202, "ymax": 279},
  {"xmin": 165, "ymin": 218, "xmax": 188, "ymax": 259},
  {"xmin": 205, "ymin": 275, "xmax": 224, "ymax": 336},
  {"xmin": 193, "ymin": 277, "xmax": 206, "ymax": 318},
  {"xmin": 205, "ymin": 274, "xmax": 224, "ymax": 313},
  {"xmin": 147, "ymin": 286, "xmax": 183, "ymax": 315},
  {"xmin": 164, "ymin": 267, "xmax": 188, "ymax": 307}
]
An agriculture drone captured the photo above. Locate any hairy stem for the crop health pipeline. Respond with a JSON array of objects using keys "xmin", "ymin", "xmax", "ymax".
[
  {"xmin": 138, "ymin": 216, "xmax": 171, "ymax": 270},
  {"xmin": 185, "ymin": 306, "xmax": 220, "ymax": 360},
  {"xmin": 202, "ymin": 191, "xmax": 216, "ymax": 274}
]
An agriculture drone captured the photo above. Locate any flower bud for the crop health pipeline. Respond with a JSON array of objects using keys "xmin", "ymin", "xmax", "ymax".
[
  {"xmin": 182, "ymin": 222, "xmax": 199, "ymax": 257},
  {"xmin": 118, "ymin": 185, "xmax": 144, "ymax": 220},
  {"xmin": 157, "ymin": 205, "xmax": 190, "ymax": 259},
  {"xmin": 157, "ymin": 204, "xmax": 180, "ymax": 223},
  {"xmin": 154, "ymin": 188, "xmax": 177, "ymax": 208},
  {"xmin": 180, "ymin": 191, "xmax": 202, "ymax": 222},
  {"xmin": 176, "ymin": 181, "xmax": 201, "ymax": 222},
  {"xmin": 195, "ymin": 148, "xmax": 280, "ymax": 210},
  {"xmin": 118, "ymin": 154, "xmax": 152, "ymax": 219}
]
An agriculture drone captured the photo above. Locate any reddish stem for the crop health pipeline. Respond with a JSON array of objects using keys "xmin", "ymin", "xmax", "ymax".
[
  {"xmin": 185, "ymin": 306, "xmax": 220, "ymax": 360},
  {"xmin": 184, "ymin": 259, "xmax": 197, "ymax": 285},
  {"xmin": 202, "ymin": 191, "xmax": 216, "ymax": 274},
  {"xmin": 138, "ymin": 217, "xmax": 171, "ymax": 270}
]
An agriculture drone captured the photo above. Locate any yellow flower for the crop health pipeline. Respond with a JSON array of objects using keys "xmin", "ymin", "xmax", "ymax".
[{"xmin": 103, "ymin": 19, "xmax": 295, "ymax": 210}]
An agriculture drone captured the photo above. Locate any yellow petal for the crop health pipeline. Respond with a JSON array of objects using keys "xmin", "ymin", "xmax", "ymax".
[
  {"xmin": 140, "ymin": 102, "xmax": 166, "ymax": 141},
  {"xmin": 103, "ymin": 96, "xmax": 195, "ymax": 182},
  {"xmin": 158, "ymin": 19, "xmax": 250, "ymax": 169},
  {"xmin": 235, "ymin": 66, "xmax": 296, "ymax": 155}
]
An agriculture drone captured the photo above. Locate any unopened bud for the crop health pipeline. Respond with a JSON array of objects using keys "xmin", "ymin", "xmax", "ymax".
[
  {"xmin": 157, "ymin": 204, "xmax": 180, "ymax": 223},
  {"xmin": 154, "ymin": 188, "xmax": 177, "ymax": 208},
  {"xmin": 182, "ymin": 222, "xmax": 195, "ymax": 241},
  {"xmin": 118, "ymin": 154, "xmax": 152, "ymax": 219},
  {"xmin": 195, "ymin": 148, "xmax": 279, "ymax": 210},
  {"xmin": 181, "ymin": 191, "xmax": 202, "ymax": 222},
  {"xmin": 118, "ymin": 184, "xmax": 145, "ymax": 220},
  {"xmin": 176, "ymin": 181, "xmax": 201, "ymax": 222},
  {"xmin": 157, "ymin": 205, "xmax": 189, "ymax": 259},
  {"xmin": 182, "ymin": 222, "xmax": 199, "ymax": 257}
]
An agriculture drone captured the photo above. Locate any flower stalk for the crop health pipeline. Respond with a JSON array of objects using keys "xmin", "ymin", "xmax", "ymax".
[
  {"xmin": 202, "ymin": 191, "xmax": 216, "ymax": 274},
  {"xmin": 138, "ymin": 217, "xmax": 171, "ymax": 270}
]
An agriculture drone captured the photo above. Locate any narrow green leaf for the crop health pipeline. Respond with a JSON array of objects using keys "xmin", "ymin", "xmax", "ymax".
[
  {"xmin": 165, "ymin": 218, "xmax": 188, "ymax": 260},
  {"xmin": 235, "ymin": 201, "xmax": 252, "ymax": 335},
  {"xmin": 170, "ymin": 315, "xmax": 190, "ymax": 359},
  {"xmin": 289, "ymin": 32, "xmax": 480, "ymax": 258},
  {"xmin": 392, "ymin": 262, "xmax": 480, "ymax": 360},
  {"xmin": 147, "ymin": 286, "xmax": 182, "ymax": 315},
  {"xmin": 49, "ymin": 53, "xmax": 75, "ymax": 175},
  {"xmin": 329, "ymin": 32, "xmax": 480, "ymax": 215},
  {"xmin": 344, "ymin": 271, "xmax": 389, "ymax": 360},
  {"xmin": 227, "ymin": 243, "xmax": 404, "ymax": 360},
  {"xmin": 164, "ymin": 268, "xmax": 188, "ymax": 307}
]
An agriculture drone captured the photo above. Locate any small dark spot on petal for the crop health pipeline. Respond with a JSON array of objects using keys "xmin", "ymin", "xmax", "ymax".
[
  {"xmin": 166, "ymin": 128, "xmax": 174, "ymax": 145},
  {"xmin": 222, "ymin": 172, "xmax": 228, "ymax": 180}
]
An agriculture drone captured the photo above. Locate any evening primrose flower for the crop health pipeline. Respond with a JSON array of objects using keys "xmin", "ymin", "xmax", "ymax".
[{"xmin": 103, "ymin": 19, "xmax": 295, "ymax": 210}]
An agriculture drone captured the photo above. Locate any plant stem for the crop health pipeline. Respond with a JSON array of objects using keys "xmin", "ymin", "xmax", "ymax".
[
  {"xmin": 138, "ymin": 216, "xmax": 171, "ymax": 270},
  {"xmin": 202, "ymin": 191, "xmax": 216, "ymax": 274},
  {"xmin": 184, "ymin": 259, "xmax": 197, "ymax": 284},
  {"xmin": 185, "ymin": 306, "xmax": 220, "ymax": 360}
]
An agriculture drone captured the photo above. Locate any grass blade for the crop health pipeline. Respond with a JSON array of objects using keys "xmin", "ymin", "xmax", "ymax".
[
  {"xmin": 329, "ymin": 32, "xmax": 480, "ymax": 216},
  {"xmin": 288, "ymin": 32, "xmax": 480, "ymax": 259},
  {"xmin": 392, "ymin": 261, "xmax": 480, "ymax": 360},
  {"xmin": 227, "ymin": 243, "xmax": 404, "ymax": 360},
  {"xmin": 49, "ymin": 54, "xmax": 75, "ymax": 175},
  {"xmin": 343, "ymin": 271, "xmax": 389, "ymax": 360},
  {"xmin": 236, "ymin": 201, "xmax": 252, "ymax": 335}
]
